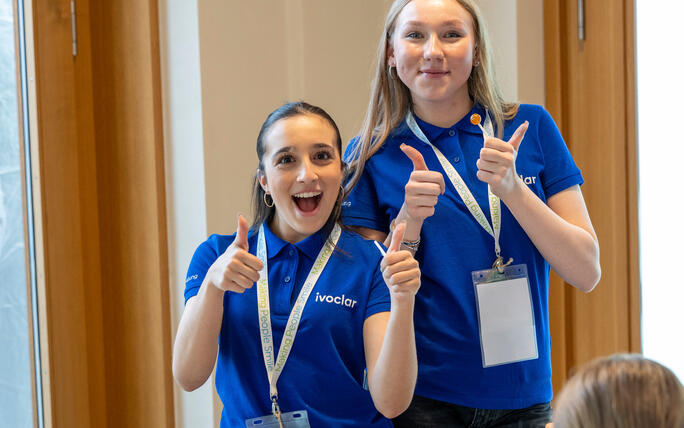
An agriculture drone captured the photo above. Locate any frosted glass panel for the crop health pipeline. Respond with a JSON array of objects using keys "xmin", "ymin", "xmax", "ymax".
[{"xmin": 0, "ymin": 0, "xmax": 33, "ymax": 427}]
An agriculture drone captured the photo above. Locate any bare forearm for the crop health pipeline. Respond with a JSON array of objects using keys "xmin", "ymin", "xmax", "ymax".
[
  {"xmin": 172, "ymin": 280, "xmax": 225, "ymax": 390},
  {"xmin": 369, "ymin": 297, "xmax": 417, "ymax": 418},
  {"xmin": 503, "ymin": 182, "xmax": 600, "ymax": 292}
]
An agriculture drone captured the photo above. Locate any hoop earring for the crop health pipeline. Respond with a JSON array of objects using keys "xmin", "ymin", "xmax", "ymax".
[
  {"xmin": 263, "ymin": 192, "xmax": 274, "ymax": 208},
  {"xmin": 388, "ymin": 64, "xmax": 394, "ymax": 78}
]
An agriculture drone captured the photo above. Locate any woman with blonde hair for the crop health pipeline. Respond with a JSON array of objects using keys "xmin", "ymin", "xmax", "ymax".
[
  {"xmin": 343, "ymin": 0, "xmax": 601, "ymax": 425},
  {"xmin": 553, "ymin": 354, "xmax": 684, "ymax": 428}
]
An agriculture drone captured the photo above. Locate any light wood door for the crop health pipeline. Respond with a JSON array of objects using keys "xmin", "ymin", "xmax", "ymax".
[
  {"xmin": 545, "ymin": 0, "xmax": 639, "ymax": 393},
  {"xmin": 27, "ymin": 0, "xmax": 174, "ymax": 426}
]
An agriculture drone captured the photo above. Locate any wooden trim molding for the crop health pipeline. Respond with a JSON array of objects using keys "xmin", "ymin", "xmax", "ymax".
[
  {"xmin": 89, "ymin": 0, "xmax": 174, "ymax": 425},
  {"xmin": 20, "ymin": 0, "xmax": 52, "ymax": 425},
  {"xmin": 543, "ymin": 0, "xmax": 569, "ymax": 399},
  {"xmin": 14, "ymin": 1, "xmax": 40, "ymax": 426},
  {"xmin": 623, "ymin": 0, "xmax": 641, "ymax": 355}
]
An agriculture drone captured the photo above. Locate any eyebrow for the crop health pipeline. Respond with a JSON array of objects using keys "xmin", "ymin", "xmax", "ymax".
[
  {"xmin": 272, "ymin": 143, "xmax": 335, "ymax": 156},
  {"xmin": 402, "ymin": 19, "xmax": 466, "ymax": 27},
  {"xmin": 311, "ymin": 143, "xmax": 335, "ymax": 150}
]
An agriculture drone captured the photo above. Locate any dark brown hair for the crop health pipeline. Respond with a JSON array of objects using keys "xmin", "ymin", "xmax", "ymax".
[{"xmin": 251, "ymin": 101, "xmax": 345, "ymax": 233}]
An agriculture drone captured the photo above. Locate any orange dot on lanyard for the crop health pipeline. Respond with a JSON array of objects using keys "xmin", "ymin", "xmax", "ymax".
[{"xmin": 470, "ymin": 113, "xmax": 481, "ymax": 125}]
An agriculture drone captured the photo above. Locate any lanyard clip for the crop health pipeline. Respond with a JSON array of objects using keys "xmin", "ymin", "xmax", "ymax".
[
  {"xmin": 271, "ymin": 396, "xmax": 284, "ymax": 428},
  {"xmin": 493, "ymin": 255, "xmax": 513, "ymax": 274}
]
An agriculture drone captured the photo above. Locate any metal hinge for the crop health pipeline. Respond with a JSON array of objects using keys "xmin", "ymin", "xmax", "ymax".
[
  {"xmin": 71, "ymin": 0, "xmax": 77, "ymax": 56},
  {"xmin": 577, "ymin": 0, "xmax": 585, "ymax": 41}
]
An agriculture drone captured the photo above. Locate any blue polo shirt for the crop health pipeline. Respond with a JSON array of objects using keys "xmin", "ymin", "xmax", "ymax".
[
  {"xmin": 184, "ymin": 223, "xmax": 392, "ymax": 427},
  {"xmin": 343, "ymin": 104, "xmax": 583, "ymax": 409}
]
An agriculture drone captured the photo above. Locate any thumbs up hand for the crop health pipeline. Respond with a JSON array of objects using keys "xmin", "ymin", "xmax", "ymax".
[
  {"xmin": 400, "ymin": 144, "xmax": 445, "ymax": 222},
  {"xmin": 380, "ymin": 222, "xmax": 421, "ymax": 299},
  {"xmin": 206, "ymin": 214, "xmax": 264, "ymax": 294},
  {"xmin": 476, "ymin": 121, "xmax": 529, "ymax": 200}
]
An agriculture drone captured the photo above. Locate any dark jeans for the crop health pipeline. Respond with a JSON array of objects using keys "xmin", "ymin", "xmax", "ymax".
[{"xmin": 392, "ymin": 395, "xmax": 552, "ymax": 428}]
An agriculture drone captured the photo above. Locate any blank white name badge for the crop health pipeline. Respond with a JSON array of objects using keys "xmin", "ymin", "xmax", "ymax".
[
  {"xmin": 245, "ymin": 410, "xmax": 310, "ymax": 428},
  {"xmin": 472, "ymin": 264, "xmax": 538, "ymax": 368}
]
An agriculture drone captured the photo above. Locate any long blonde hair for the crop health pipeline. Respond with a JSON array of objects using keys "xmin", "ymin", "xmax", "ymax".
[
  {"xmin": 345, "ymin": 0, "xmax": 518, "ymax": 192},
  {"xmin": 554, "ymin": 354, "xmax": 684, "ymax": 428}
]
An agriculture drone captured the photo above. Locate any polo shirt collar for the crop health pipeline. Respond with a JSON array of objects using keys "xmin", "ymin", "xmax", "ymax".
[
  {"xmin": 397, "ymin": 104, "xmax": 488, "ymax": 142},
  {"xmin": 262, "ymin": 221, "xmax": 330, "ymax": 261},
  {"xmin": 262, "ymin": 222, "xmax": 289, "ymax": 259},
  {"xmin": 295, "ymin": 224, "xmax": 330, "ymax": 260}
]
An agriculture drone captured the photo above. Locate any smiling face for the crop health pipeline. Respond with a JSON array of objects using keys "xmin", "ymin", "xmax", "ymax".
[
  {"xmin": 388, "ymin": 0, "xmax": 477, "ymax": 112},
  {"xmin": 258, "ymin": 113, "xmax": 343, "ymax": 243}
]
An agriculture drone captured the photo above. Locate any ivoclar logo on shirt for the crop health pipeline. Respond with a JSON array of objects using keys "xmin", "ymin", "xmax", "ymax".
[
  {"xmin": 314, "ymin": 292, "xmax": 358, "ymax": 308},
  {"xmin": 185, "ymin": 274, "xmax": 198, "ymax": 283},
  {"xmin": 518, "ymin": 174, "xmax": 538, "ymax": 185}
]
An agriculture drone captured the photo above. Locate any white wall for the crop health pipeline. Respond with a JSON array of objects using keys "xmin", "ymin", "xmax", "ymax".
[
  {"xmin": 196, "ymin": 0, "xmax": 392, "ymax": 237},
  {"xmin": 479, "ymin": 0, "xmax": 545, "ymax": 105},
  {"xmin": 158, "ymin": 1, "xmax": 214, "ymax": 427},
  {"xmin": 516, "ymin": 0, "xmax": 545, "ymax": 105},
  {"xmin": 636, "ymin": 0, "xmax": 684, "ymax": 382},
  {"xmin": 479, "ymin": 0, "xmax": 519, "ymax": 101}
]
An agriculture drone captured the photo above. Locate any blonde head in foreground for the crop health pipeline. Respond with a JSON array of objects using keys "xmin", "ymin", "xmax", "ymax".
[{"xmin": 553, "ymin": 354, "xmax": 684, "ymax": 428}]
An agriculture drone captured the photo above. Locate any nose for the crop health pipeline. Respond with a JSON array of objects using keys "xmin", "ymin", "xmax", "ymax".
[
  {"xmin": 297, "ymin": 159, "xmax": 318, "ymax": 183},
  {"xmin": 424, "ymin": 33, "xmax": 444, "ymax": 61}
]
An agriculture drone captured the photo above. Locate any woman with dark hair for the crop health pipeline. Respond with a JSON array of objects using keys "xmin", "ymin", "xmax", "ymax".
[
  {"xmin": 173, "ymin": 102, "xmax": 420, "ymax": 427},
  {"xmin": 343, "ymin": 0, "xmax": 601, "ymax": 426}
]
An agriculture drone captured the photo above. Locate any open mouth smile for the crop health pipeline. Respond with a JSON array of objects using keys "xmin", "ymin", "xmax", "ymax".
[{"xmin": 292, "ymin": 191, "xmax": 323, "ymax": 214}]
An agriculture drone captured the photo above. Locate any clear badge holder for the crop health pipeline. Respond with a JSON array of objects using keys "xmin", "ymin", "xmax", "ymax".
[
  {"xmin": 472, "ymin": 263, "xmax": 538, "ymax": 368},
  {"xmin": 245, "ymin": 410, "xmax": 310, "ymax": 428}
]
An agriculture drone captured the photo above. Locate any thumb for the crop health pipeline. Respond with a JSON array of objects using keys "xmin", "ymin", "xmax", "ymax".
[
  {"xmin": 508, "ymin": 121, "xmax": 529, "ymax": 151},
  {"xmin": 234, "ymin": 214, "xmax": 250, "ymax": 250},
  {"xmin": 387, "ymin": 221, "xmax": 406, "ymax": 253},
  {"xmin": 400, "ymin": 144, "xmax": 428, "ymax": 171}
]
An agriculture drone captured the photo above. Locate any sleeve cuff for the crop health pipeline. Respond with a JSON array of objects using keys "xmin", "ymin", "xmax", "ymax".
[
  {"xmin": 364, "ymin": 302, "xmax": 391, "ymax": 320},
  {"xmin": 544, "ymin": 173, "xmax": 584, "ymax": 199},
  {"xmin": 184, "ymin": 284, "xmax": 201, "ymax": 304},
  {"xmin": 342, "ymin": 214, "xmax": 388, "ymax": 233}
]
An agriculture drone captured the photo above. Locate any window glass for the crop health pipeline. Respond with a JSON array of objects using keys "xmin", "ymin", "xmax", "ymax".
[{"xmin": 0, "ymin": 1, "xmax": 33, "ymax": 427}]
